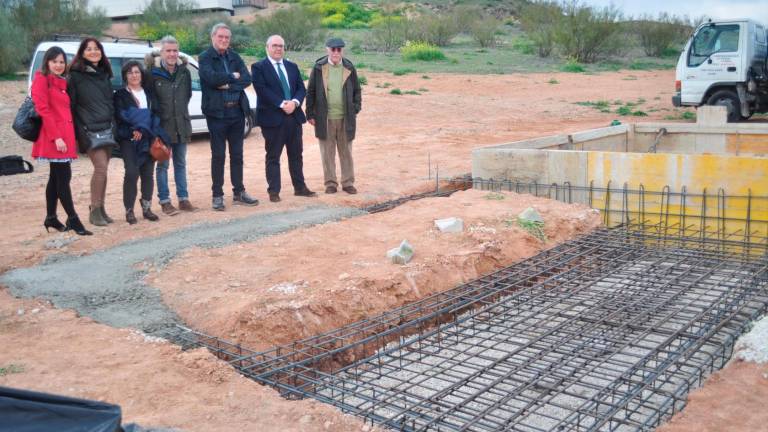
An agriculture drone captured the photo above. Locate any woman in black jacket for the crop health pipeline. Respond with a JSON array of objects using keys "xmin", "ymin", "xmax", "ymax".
[
  {"xmin": 68, "ymin": 38, "xmax": 115, "ymax": 227},
  {"xmin": 114, "ymin": 61, "xmax": 160, "ymax": 224}
]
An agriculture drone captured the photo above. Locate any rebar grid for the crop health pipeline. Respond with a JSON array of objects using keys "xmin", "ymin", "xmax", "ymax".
[
  {"xmin": 178, "ymin": 226, "xmax": 768, "ymax": 431},
  {"xmin": 175, "ymin": 183, "xmax": 768, "ymax": 431}
]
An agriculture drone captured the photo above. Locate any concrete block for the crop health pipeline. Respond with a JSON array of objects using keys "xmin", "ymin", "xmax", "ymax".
[
  {"xmin": 387, "ymin": 240, "xmax": 414, "ymax": 264},
  {"xmin": 518, "ymin": 207, "xmax": 543, "ymax": 223},
  {"xmin": 434, "ymin": 217, "xmax": 464, "ymax": 233},
  {"xmin": 472, "ymin": 148, "xmax": 549, "ymax": 183},
  {"xmin": 697, "ymin": 106, "xmax": 728, "ymax": 126}
]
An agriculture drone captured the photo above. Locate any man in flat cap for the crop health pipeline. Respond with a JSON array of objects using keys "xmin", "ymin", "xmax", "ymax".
[{"xmin": 306, "ymin": 37, "xmax": 362, "ymax": 194}]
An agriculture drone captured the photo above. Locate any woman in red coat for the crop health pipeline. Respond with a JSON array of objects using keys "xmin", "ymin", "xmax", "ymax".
[{"xmin": 31, "ymin": 46, "xmax": 92, "ymax": 235}]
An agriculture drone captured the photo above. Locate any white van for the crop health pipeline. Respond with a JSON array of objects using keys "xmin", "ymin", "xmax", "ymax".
[{"xmin": 29, "ymin": 39, "xmax": 257, "ymax": 137}]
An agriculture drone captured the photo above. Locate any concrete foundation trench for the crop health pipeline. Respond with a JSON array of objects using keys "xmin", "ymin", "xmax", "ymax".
[{"xmin": 179, "ymin": 180, "xmax": 768, "ymax": 432}]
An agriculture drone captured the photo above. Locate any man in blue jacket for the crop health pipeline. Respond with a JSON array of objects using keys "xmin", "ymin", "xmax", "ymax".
[
  {"xmin": 199, "ymin": 23, "xmax": 259, "ymax": 210},
  {"xmin": 251, "ymin": 34, "xmax": 316, "ymax": 202}
]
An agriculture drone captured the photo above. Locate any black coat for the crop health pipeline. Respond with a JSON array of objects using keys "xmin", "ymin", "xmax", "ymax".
[
  {"xmin": 113, "ymin": 87, "xmax": 160, "ymax": 142},
  {"xmin": 306, "ymin": 56, "xmax": 361, "ymax": 141},
  {"xmin": 198, "ymin": 46, "xmax": 251, "ymax": 119},
  {"xmin": 68, "ymin": 66, "xmax": 115, "ymax": 153}
]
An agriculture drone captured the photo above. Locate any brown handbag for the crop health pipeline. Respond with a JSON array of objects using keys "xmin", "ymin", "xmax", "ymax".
[{"xmin": 150, "ymin": 137, "xmax": 171, "ymax": 162}]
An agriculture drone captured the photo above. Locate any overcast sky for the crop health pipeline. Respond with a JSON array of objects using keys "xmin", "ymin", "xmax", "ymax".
[{"xmin": 581, "ymin": 0, "xmax": 768, "ymax": 24}]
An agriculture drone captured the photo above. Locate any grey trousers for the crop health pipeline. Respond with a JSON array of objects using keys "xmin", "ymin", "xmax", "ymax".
[{"xmin": 319, "ymin": 118, "xmax": 354, "ymax": 188}]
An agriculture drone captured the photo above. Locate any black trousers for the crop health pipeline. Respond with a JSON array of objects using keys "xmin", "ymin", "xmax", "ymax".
[
  {"xmin": 207, "ymin": 115, "xmax": 245, "ymax": 198},
  {"xmin": 46, "ymin": 162, "xmax": 77, "ymax": 218},
  {"xmin": 261, "ymin": 115, "xmax": 306, "ymax": 195},
  {"xmin": 120, "ymin": 140, "xmax": 154, "ymax": 210}
]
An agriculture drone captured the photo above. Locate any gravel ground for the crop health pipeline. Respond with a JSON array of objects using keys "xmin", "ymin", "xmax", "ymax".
[
  {"xmin": 735, "ymin": 314, "xmax": 768, "ymax": 363},
  {"xmin": 1, "ymin": 206, "xmax": 364, "ymax": 334}
]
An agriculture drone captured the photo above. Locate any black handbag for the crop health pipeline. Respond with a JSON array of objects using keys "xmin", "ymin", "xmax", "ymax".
[
  {"xmin": 84, "ymin": 125, "xmax": 117, "ymax": 150},
  {"xmin": 12, "ymin": 97, "xmax": 42, "ymax": 142},
  {"xmin": 0, "ymin": 155, "xmax": 34, "ymax": 176}
]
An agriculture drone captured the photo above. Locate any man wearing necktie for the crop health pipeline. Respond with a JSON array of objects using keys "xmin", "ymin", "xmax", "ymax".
[{"xmin": 251, "ymin": 34, "xmax": 317, "ymax": 202}]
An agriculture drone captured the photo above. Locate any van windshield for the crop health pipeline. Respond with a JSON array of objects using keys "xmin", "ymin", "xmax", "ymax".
[{"xmin": 689, "ymin": 24, "xmax": 740, "ymax": 67}]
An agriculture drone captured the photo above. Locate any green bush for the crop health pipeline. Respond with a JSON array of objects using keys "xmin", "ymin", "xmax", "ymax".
[
  {"xmin": 554, "ymin": 2, "xmax": 624, "ymax": 63},
  {"xmin": 400, "ymin": 41, "xmax": 446, "ymax": 61},
  {"xmin": 369, "ymin": 15, "xmax": 409, "ymax": 51},
  {"xmin": 511, "ymin": 35, "xmax": 535, "ymax": 54},
  {"xmin": 390, "ymin": 88, "xmax": 402, "ymax": 95},
  {"xmin": 0, "ymin": 11, "xmax": 28, "ymax": 75},
  {"xmin": 392, "ymin": 67, "xmax": 415, "ymax": 75},
  {"xmin": 10, "ymin": 0, "xmax": 110, "ymax": 49},
  {"xmin": 301, "ymin": 0, "xmax": 373, "ymax": 29},
  {"xmin": 635, "ymin": 13, "xmax": 690, "ymax": 57},
  {"xmin": 411, "ymin": 13, "xmax": 460, "ymax": 47},
  {"xmin": 358, "ymin": 75, "xmax": 367, "ymax": 85},
  {"xmin": 561, "ymin": 59, "xmax": 585, "ymax": 73},
  {"xmin": 252, "ymin": 5, "xmax": 325, "ymax": 50},
  {"xmin": 519, "ymin": 1, "xmax": 560, "ymax": 57},
  {"xmin": 470, "ymin": 16, "xmax": 501, "ymax": 48}
]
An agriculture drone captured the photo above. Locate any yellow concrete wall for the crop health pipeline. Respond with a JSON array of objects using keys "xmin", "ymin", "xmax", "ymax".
[{"xmin": 585, "ymin": 152, "xmax": 768, "ymax": 240}]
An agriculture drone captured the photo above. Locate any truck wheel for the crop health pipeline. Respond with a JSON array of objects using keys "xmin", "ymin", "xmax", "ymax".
[{"xmin": 706, "ymin": 90, "xmax": 741, "ymax": 122}]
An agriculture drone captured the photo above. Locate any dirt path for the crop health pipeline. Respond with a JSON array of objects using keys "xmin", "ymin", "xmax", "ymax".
[{"xmin": 1, "ymin": 206, "xmax": 362, "ymax": 334}]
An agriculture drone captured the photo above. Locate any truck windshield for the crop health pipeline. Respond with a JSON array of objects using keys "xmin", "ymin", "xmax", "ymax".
[{"xmin": 689, "ymin": 24, "xmax": 740, "ymax": 67}]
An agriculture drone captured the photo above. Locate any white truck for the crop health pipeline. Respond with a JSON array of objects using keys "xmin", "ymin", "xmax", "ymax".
[{"xmin": 673, "ymin": 19, "xmax": 768, "ymax": 122}]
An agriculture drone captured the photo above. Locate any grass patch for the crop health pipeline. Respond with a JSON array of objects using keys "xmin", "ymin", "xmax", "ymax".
[
  {"xmin": 664, "ymin": 111, "xmax": 696, "ymax": 121},
  {"xmin": 629, "ymin": 61, "xmax": 675, "ymax": 70},
  {"xmin": 485, "ymin": 192, "xmax": 505, "ymax": 200},
  {"xmin": 576, "ymin": 100, "xmax": 610, "ymax": 110},
  {"xmin": 0, "ymin": 364, "xmax": 24, "ymax": 376},
  {"xmin": 622, "ymin": 75, "xmax": 638, "ymax": 80},
  {"xmin": 421, "ymin": 75, "xmax": 430, "ymax": 79},
  {"xmin": 616, "ymin": 105, "xmax": 647, "ymax": 116},
  {"xmin": 358, "ymin": 75, "xmax": 368, "ymax": 85},
  {"xmin": 404, "ymin": 90, "xmax": 420, "ymax": 95},
  {"xmin": 548, "ymin": 78, "xmax": 559, "ymax": 84},
  {"xmin": 515, "ymin": 219, "xmax": 547, "ymax": 242},
  {"xmin": 389, "ymin": 88, "xmax": 402, "ymax": 95},
  {"xmin": 400, "ymin": 41, "xmax": 446, "ymax": 62},
  {"xmin": 418, "ymin": 87, "xmax": 429, "ymax": 92},
  {"xmin": 392, "ymin": 68, "xmax": 416, "ymax": 76},
  {"xmin": 375, "ymin": 82, "xmax": 392, "ymax": 88},
  {"xmin": 356, "ymin": 62, "xmax": 367, "ymax": 69},
  {"xmin": 561, "ymin": 60, "xmax": 585, "ymax": 73}
]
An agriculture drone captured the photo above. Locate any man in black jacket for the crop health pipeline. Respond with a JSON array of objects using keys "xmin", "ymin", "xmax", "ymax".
[
  {"xmin": 306, "ymin": 38, "xmax": 362, "ymax": 195},
  {"xmin": 199, "ymin": 23, "xmax": 258, "ymax": 211}
]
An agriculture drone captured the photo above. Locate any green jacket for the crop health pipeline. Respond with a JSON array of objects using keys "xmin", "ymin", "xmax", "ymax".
[
  {"xmin": 144, "ymin": 52, "xmax": 192, "ymax": 143},
  {"xmin": 306, "ymin": 56, "xmax": 362, "ymax": 141}
]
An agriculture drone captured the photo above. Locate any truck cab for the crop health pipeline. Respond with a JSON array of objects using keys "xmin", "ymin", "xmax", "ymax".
[{"xmin": 673, "ymin": 19, "xmax": 768, "ymax": 122}]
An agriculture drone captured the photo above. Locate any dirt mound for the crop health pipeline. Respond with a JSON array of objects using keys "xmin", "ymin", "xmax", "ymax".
[{"xmin": 155, "ymin": 189, "xmax": 602, "ymax": 350}]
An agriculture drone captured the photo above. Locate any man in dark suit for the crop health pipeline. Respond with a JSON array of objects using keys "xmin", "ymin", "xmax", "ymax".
[{"xmin": 251, "ymin": 34, "xmax": 316, "ymax": 202}]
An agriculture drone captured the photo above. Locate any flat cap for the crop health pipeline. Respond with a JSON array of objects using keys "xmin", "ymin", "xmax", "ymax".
[{"xmin": 326, "ymin": 38, "xmax": 345, "ymax": 48}]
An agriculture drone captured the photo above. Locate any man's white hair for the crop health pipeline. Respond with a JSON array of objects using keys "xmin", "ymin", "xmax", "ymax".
[{"xmin": 210, "ymin": 23, "xmax": 231, "ymax": 38}]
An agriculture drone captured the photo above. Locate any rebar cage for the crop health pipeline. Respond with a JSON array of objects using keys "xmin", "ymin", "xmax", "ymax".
[{"xmin": 177, "ymin": 182, "xmax": 768, "ymax": 431}]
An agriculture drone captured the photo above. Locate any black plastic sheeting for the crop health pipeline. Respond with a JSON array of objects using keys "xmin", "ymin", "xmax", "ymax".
[{"xmin": 0, "ymin": 386, "xmax": 126, "ymax": 432}]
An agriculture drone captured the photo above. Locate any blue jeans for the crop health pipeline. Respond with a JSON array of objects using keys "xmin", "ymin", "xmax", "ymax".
[{"xmin": 156, "ymin": 141, "xmax": 188, "ymax": 204}]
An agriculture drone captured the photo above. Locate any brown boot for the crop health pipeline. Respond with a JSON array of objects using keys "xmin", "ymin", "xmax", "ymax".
[
  {"xmin": 100, "ymin": 206, "xmax": 114, "ymax": 224},
  {"xmin": 161, "ymin": 202, "xmax": 180, "ymax": 216},
  {"xmin": 89, "ymin": 206, "xmax": 108, "ymax": 227},
  {"xmin": 178, "ymin": 199, "xmax": 198, "ymax": 212}
]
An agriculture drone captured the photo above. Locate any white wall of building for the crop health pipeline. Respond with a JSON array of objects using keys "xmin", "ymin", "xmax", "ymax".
[{"xmin": 90, "ymin": 0, "xmax": 233, "ymax": 18}]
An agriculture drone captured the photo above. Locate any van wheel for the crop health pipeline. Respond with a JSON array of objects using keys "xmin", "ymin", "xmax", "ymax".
[
  {"xmin": 243, "ymin": 113, "xmax": 253, "ymax": 138},
  {"xmin": 706, "ymin": 90, "xmax": 741, "ymax": 122}
]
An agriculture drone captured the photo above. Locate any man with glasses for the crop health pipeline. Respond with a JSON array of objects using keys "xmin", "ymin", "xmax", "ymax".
[
  {"xmin": 251, "ymin": 34, "xmax": 317, "ymax": 202},
  {"xmin": 306, "ymin": 37, "xmax": 362, "ymax": 195},
  {"xmin": 199, "ymin": 22, "xmax": 259, "ymax": 211}
]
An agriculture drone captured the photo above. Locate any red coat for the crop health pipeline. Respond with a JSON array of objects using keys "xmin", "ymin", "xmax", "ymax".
[{"xmin": 31, "ymin": 71, "xmax": 78, "ymax": 160}]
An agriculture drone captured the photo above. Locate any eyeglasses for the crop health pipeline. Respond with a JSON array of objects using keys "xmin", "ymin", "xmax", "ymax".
[{"xmin": 330, "ymin": 47, "xmax": 343, "ymax": 52}]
